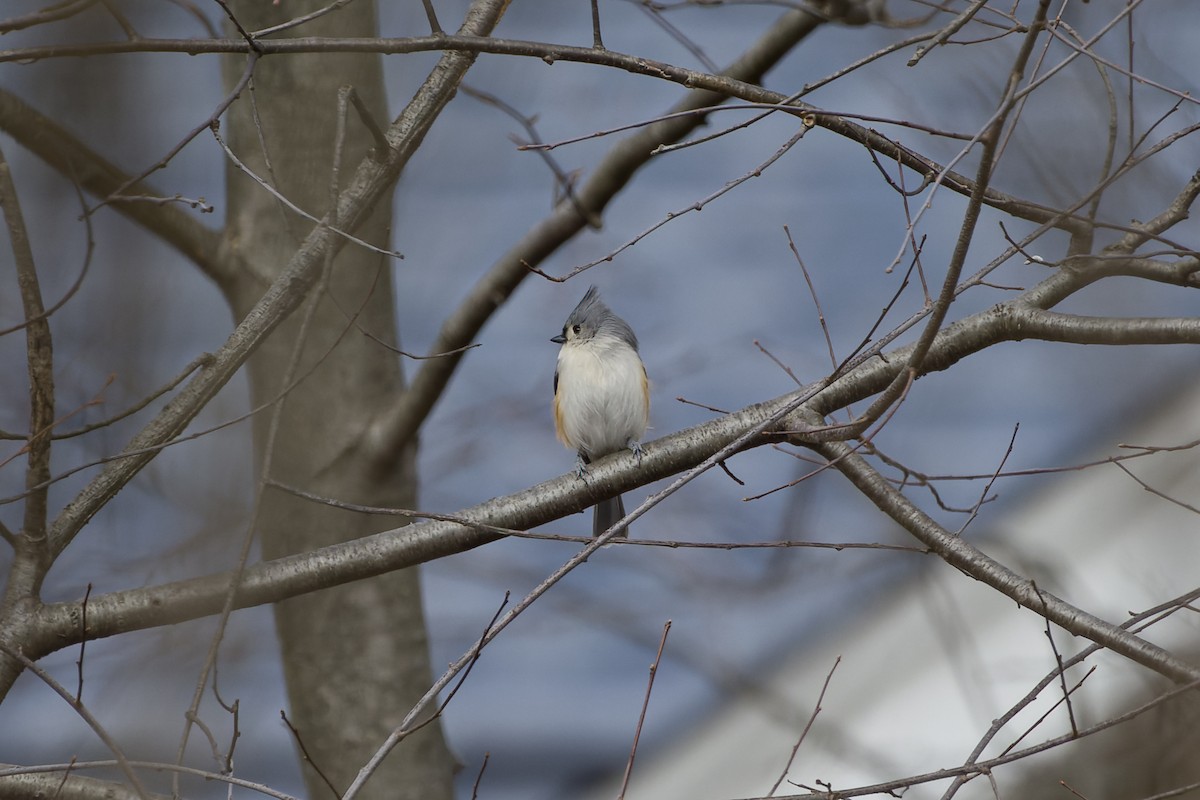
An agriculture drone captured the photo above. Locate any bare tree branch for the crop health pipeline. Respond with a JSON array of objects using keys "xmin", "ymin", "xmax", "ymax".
[
  {"xmin": 0, "ymin": 33, "xmax": 1086, "ymax": 232},
  {"xmin": 0, "ymin": 89, "xmax": 230, "ymax": 284},
  {"xmin": 0, "ymin": 647, "xmax": 152, "ymax": 800},
  {"xmin": 767, "ymin": 677, "xmax": 1200, "ymax": 800},
  {"xmin": 797, "ymin": 416, "xmax": 1200, "ymax": 685}
]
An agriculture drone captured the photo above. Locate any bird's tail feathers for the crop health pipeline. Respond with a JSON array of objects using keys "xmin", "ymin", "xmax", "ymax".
[{"xmin": 593, "ymin": 495, "xmax": 628, "ymax": 538}]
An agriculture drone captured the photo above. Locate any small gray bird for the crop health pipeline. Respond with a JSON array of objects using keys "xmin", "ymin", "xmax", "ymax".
[{"xmin": 551, "ymin": 286, "xmax": 649, "ymax": 537}]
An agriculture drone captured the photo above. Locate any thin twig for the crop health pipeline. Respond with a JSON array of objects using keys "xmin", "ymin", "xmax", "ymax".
[
  {"xmin": 940, "ymin": 585, "xmax": 1200, "ymax": 800},
  {"xmin": 767, "ymin": 656, "xmax": 840, "ymax": 796},
  {"xmin": 182, "ymin": 712, "xmax": 224, "ymax": 773},
  {"xmin": 892, "ymin": 162, "xmax": 931, "ymax": 298},
  {"xmin": 0, "ymin": 377, "xmax": 110, "ymax": 470},
  {"xmin": 1059, "ymin": 779, "xmax": 1091, "ymax": 800},
  {"xmin": 806, "ymin": 422, "xmax": 1200, "ymax": 685},
  {"xmin": 637, "ymin": 1, "xmax": 717, "ymax": 72},
  {"xmin": 281, "ymin": 711, "xmax": 340, "ymax": 799},
  {"xmin": 409, "ymin": 592, "xmax": 511, "ymax": 738},
  {"xmin": 343, "ymin": 593, "xmax": 510, "ymax": 797},
  {"xmin": 835, "ymin": 0, "xmax": 1051, "ymax": 442},
  {"xmin": 954, "ymin": 423, "xmax": 1018, "ymax": 535},
  {"xmin": 528, "ymin": 103, "xmax": 973, "ymax": 154},
  {"xmin": 1112, "ymin": 460, "xmax": 1200, "ymax": 515},
  {"xmin": 907, "ymin": 0, "xmax": 989, "ymax": 66},
  {"xmin": 0, "ymin": 87, "xmax": 227, "ymax": 281},
  {"xmin": 775, "ymin": 675, "xmax": 1200, "ymax": 800},
  {"xmin": 783, "ymin": 225, "xmax": 837, "ymax": 371},
  {"xmin": 469, "ymin": 753, "xmax": 489, "ymax": 800},
  {"xmin": 755, "ymin": 340, "xmax": 803, "ymax": 387},
  {"xmin": 210, "ymin": 123, "xmax": 405, "ymax": 260},
  {"xmin": 98, "ymin": 0, "xmax": 139, "ymax": 39},
  {"xmin": 1, "ymin": 646, "xmax": 153, "ymax": 800},
  {"xmin": 0, "ymin": 169, "xmax": 95, "ymax": 338},
  {"xmin": 252, "ymin": 0, "xmax": 359, "ymax": 38},
  {"xmin": 341, "ymin": 85, "xmax": 389, "ymax": 155},
  {"xmin": 617, "ymin": 620, "xmax": 672, "ymax": 800},
  {"xmin": 1033, "ymin": 582, "xmax": 1079, "ymax": 737},
  {"xmin": 552, "ymin": 123, "xmax": 813, "ymax": 281},
  {"xmin": 0, "ymin": 0, "xmax": 98, "ymax": 33},
  {"xmin": 996, "ymin": 668, "xmax": 1095, "ymax": 761},
  {"xmin": 52, "ymin": 357, "xmax": 210, "ymax": 440},
  {"xmin": 171, "ymin": 258, "xmax": 336, "ymax": 796},
  {"xmin": 246, "ymin": 74, "xmax": 303, "ymax": 246},
  {"xmin": 92, "ymin": 51, "xmax": 260, "ymax": 214},
  {"xmin": 212, "ymin": 0, "xmax": 260, "ymax": 50},
  {"xmin": 460, "ymin": 83, "xmax": 596, "ymax": 227}
]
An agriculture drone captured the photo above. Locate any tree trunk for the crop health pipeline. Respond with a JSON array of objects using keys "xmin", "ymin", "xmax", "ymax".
[{"xmin": 219, "ymin": 3, "xmax": 453, "ymax": 798}]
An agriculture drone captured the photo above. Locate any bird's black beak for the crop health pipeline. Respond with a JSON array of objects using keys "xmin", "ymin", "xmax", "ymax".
[{"xmin": 550, "ymin": 334, "xmax": 566, "ymax": 344}]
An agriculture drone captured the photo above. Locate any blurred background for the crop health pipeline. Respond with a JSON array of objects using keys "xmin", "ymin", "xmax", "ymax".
[{"xmin": 2, "ymin": 1, "xmax": 1199, "ymax": 798}]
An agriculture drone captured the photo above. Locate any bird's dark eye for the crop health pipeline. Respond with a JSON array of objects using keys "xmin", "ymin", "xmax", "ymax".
[{"xmin": 572, "ymin": 324, "xmax": 581, "ymax": 335}]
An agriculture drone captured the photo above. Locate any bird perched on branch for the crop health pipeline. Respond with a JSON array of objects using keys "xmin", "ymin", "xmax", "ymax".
[{"xmin": 552, "ymin": 286, "xmax": 649, "ymax": 537}]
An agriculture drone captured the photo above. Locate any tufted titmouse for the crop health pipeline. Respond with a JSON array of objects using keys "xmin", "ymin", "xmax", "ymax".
[{"xmin": 552, "ymin": 286, "xmax": 649, "ymax": 537}]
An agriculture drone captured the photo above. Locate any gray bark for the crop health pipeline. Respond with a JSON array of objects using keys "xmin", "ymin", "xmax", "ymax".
[{"xmin": 219, "ymin": 3, "xmax": 453, "ymax": 797}]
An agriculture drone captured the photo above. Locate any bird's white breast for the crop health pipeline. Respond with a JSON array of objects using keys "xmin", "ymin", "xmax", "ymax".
[{"xmin": 556, "ymin": 336, "xmax": 648, "ymax": 458}]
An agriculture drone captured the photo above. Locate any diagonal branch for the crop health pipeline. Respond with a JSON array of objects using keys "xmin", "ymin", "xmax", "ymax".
[
  {"xmin": 0, "ymin": 646, "xmax": 152, "ymax": 800},
  {"xmin": 1107, "ymin": 166, "xmax": 1200, "ymax": 254},
  {"xmin": 798, "ymin": 414, "xmax": 1200, "ymax": 685},
  {"xmin": 0, "ymin": 89, "xmax": 230, "ymax": 285}
]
